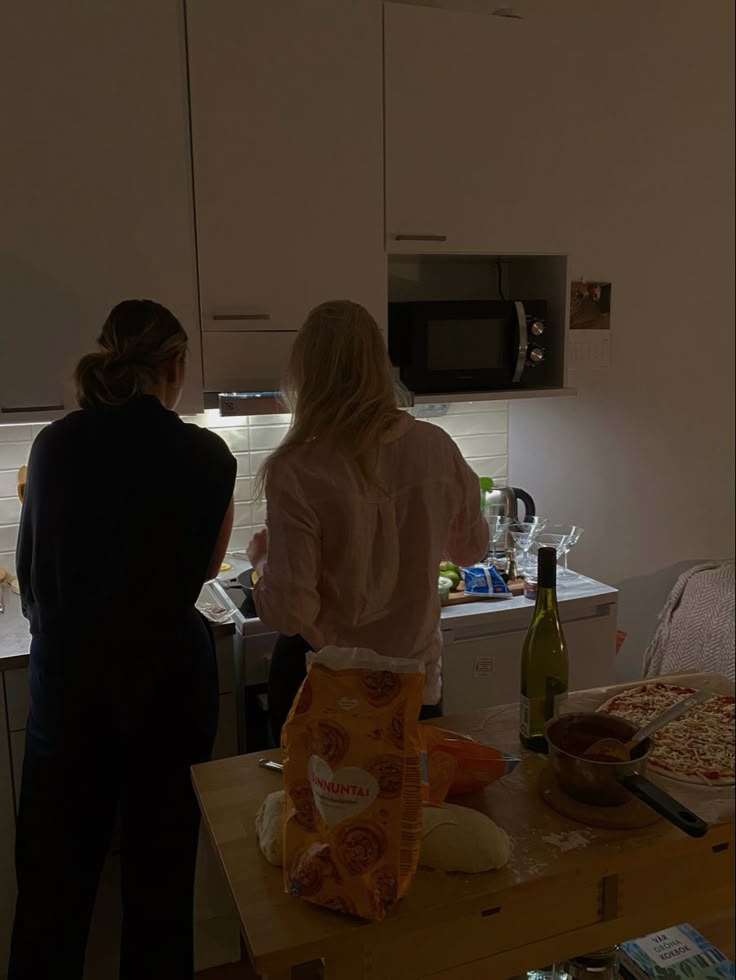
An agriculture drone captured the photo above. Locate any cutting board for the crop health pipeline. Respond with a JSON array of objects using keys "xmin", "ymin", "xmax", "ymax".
[{"xmin": 442, "ymin": 579, "xmax": 525, "ymax": 606}]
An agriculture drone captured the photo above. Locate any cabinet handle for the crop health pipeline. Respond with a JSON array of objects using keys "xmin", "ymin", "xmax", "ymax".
[
  {"xmin": 211, "ymin": 313, "xmax": 271, "ymax": 322},
  {"xmin": 1, "ymin": 404, "xmax": 64, "ymax": 413},
  {"xmin": 394, "ymin": 233, "xmax": 447, "ymax": 242}
]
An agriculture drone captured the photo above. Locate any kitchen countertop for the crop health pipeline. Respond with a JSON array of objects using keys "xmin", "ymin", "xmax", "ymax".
[
  {"xmin": 1, "ymin": 573, "xmax": 617, "ymax": 670},
  {"xmin": 0, "ymin": 589, "xmax": 235, "ymax": 672},
  {"xmin": 239, "ymin": 572, "xmax": 618, "ymax": 638}
]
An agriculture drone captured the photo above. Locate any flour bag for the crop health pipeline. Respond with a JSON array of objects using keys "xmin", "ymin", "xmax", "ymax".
[{"xmin": 282, "ymin": 647, "xmax": 425, "ymax": 920}]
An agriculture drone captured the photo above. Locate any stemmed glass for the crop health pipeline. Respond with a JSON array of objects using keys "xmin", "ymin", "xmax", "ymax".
[
  {"xmin": 483, "ymin": 515, "xmax": 512, "ymax": 568},
  {"xmin": 508, "ymin": 518, "xmax": 548, "ymax": 575},
  {"xmin": 531, "ymin": 532, "xmax": 568, "ymax": 562},
  {"xmin": 546, "ymin": 524, "xmax": 584, "ymax": 579}
]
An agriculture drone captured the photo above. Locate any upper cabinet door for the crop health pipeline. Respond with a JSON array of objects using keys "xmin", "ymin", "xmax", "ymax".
[
  {"xmin": 0, "ymin": 1, "xmax": 203, "ymax": 417},
  {"xmin": 186, "ymin": 0, "xmax": 385, "ymax": 392},
  {"xmin": 385, "ymin": 4, "xmax": 573, "ymax": 255}
]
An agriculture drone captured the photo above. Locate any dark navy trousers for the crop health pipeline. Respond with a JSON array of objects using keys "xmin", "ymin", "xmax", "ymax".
[{"xmin": 9, "ymin": 614, "xmax": 218, "ymax": 980}]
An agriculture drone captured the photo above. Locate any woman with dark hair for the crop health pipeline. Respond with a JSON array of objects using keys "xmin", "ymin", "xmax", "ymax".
[{"xmin": 9, "ymin": 299, "xmax": 237, "ymax": 980}]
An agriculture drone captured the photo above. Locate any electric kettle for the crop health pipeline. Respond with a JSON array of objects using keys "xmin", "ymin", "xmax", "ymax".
[{"xmin": 479, "ymin": 478, "xmax": 536, "ymax": 522}]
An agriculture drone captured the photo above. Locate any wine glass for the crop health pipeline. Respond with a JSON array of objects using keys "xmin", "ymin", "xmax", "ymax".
[
  {"xmin": 546, "ymin": 524, "xmax": 584, "ymax": 579},
  {"xmin": 531, "ymin": 532, "xmax": 567, "ymax": 561},
  {"xmin": 483, "ymin": 515, "xmax": 512, "ymax": 567},
  {"xmin": 508, "ymin": 519, "xmax": 548, "ymax": 575}
]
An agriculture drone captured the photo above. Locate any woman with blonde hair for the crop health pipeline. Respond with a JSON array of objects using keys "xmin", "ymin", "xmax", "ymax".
[
  {"xmin": 10, "ymin": 299, "xmax": 236, "ymax": 979},
  {"xmin": 247, "ymin": 300, "xmax": 487, "ymax": 740}
]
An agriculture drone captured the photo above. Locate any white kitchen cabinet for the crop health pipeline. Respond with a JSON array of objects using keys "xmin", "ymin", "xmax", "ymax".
[
  {"xmin": 441, "ymin": 580, "xmax": 617, "ymax": 715},
  {"xmin": 0, "ymin": 0, "xmax": 203, "ymax": 419},
  {"xmin": 384, "ymin": 3, "xmax": 576, "ymax": 255},
  {"xmin": 186, "ymin": 0, "xmax": 386, "ymax": 395}
]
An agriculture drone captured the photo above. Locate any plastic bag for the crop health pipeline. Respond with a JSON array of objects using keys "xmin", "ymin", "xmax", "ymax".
[
  {"xmin": 462, "ymin": 564, "xmax": 510, "ymax": 594},
  {"xmin": 282, "ymin": 647, "xmax": 425, "ymax": 921},
  {"xmin": 419, "ymin": 727, "xmax": 520, "ymax": 803}
]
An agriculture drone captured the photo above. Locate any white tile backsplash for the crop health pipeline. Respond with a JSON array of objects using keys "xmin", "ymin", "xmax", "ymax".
[
  {"xmin": 436, "ymin": 411, "xmax": 507, "ymax": 438},
  {"xmin": 0, "ymin": 472, "xmax": 20, "ymax": 498},
  {"xmin": 232, "ymin": 452, "xmax": 250, "ymax": 477},
  {"xmin": 0, "ymin": 552, "xmax": 16, "ymax": 575},
  {"xmin": 452, "ymin": 433, "xmax": 507, "ymax": 459},
  {"xmin": 251, "ymin": 500, "xmax": 267, "ymax": 526},
  {"xmin": 0, "ymin": 401, "xmax": 508, "ymax": 561},
  {"xmin": 215, "ymin": 427, "xmax": 250, "ymax": 453},
  {"xmin": 0, "ymin": 443, "xmax": 31, "ymax": 470},
  {"xmin": 0, "ymin": 425, "xmax": 32, "ymax": 443},
  {"xmin": 234, "ymin": 477, "xmax": 252, "ymax": 502},
  {"xmin": 465, "ymin": 456, "xmax": 508, "ymax": 479},
  {"xmin": 227, "ymin": 527, "xmax": 251, "ymax": 552},
  {"xmin": 0, "ymin": 525, "xmax": 19, "ymax": 553},
  {"xmin": 247, "ymin": 451, "xmax": 272, "ymax": 477},
  {"xmin": 0, "ymin": 497, "xmax": 21, "ymax": 525},
  {"xmin": 233, "ymin": 502, "xmax": 252, "ymax": 528},
  {"xmin": 248, "ymin": 424, "xmax": 289, "ymax": 452}
]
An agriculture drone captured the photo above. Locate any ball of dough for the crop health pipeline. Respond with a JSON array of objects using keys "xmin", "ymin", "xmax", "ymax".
[
  {"xmin": 420, "ymin": 803, "xmax": 510, "ymax": 873},
  {"xmin": 256, "ymin": 790, "xmax": 285, "ymax": 866},
  {"xmin": 255, "ymin": 791, "xmax": 510, "ymax": 875}
]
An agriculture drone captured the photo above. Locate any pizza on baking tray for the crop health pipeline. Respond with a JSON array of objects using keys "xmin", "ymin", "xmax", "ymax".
[{"xmin": 596, "ymin": 682, "xmax": 735, "ymax": 786}]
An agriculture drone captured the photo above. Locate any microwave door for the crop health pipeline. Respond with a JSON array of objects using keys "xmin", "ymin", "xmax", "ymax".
[{"xmin": 511, "ymin": 301, "xmax": 528, "ymax": 383}]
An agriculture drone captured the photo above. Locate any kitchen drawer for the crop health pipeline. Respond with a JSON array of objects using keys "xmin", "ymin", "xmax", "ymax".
[{"xmin": 4, "ymin": 668, "xmax": 30, "ymax": 732}]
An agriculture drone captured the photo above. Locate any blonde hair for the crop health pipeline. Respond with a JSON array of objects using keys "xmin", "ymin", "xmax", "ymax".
[
  {"xmin": 75, "ymin": 299, "xmax": 187, "ymax": 409},
  {"xmin": 256, "ymin": 300, "xmax": 408, "ymax": 495}
]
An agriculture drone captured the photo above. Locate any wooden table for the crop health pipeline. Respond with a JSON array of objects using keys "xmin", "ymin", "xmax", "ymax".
[{"xmin": 191, "ymin": 672, "xmax": 735, "ymax": 980}]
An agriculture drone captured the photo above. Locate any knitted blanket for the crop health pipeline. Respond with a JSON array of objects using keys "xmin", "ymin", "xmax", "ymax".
[{"xmin": 644, "ymin": 561, "xmax": 735, "ymax": 681}]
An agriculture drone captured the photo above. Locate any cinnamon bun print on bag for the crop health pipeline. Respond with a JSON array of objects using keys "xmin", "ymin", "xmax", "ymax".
[{"xmin": 282, "ymin": 647, "xmax": 425, "ymax": 921}]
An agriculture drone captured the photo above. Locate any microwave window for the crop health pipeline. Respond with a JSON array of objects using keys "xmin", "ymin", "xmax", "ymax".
[{"xmin": 427, "ymin": 319, "xmax": 507, "ymax": 371}]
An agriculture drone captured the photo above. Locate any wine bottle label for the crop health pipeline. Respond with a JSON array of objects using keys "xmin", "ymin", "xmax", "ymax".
[{"xmin": 520, "ymin": 684, "xmax": 568, "ymax": 739}]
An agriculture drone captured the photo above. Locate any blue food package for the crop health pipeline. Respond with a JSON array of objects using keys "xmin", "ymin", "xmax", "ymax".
[{"xmin": 461, "ymin": 564, "xmax": 510, "ymax": 594}]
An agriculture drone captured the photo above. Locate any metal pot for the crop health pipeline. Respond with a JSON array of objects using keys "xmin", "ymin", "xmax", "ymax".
[{"xmin": 545, "ymin": 712, "xmax": 708, "ymax": 838}]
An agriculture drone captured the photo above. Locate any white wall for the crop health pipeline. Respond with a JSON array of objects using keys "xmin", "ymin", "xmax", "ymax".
[
  {"xmin": 0, "ymin": 402, "xmax": 508, "ymax": 574},
  {"xmin": 508, "ymin": 0, "xmax": 735, "ymax": 678}
]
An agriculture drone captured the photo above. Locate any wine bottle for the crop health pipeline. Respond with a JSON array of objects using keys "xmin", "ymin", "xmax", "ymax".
[{"xmin": 519, "ymin": 546, "xmax": 569, "ymax": 752}]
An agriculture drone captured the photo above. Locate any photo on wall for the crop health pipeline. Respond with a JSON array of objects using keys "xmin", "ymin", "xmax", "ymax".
[{"xmin": 570, "ymin": 281, "xmax": 612, "ymax": 330}]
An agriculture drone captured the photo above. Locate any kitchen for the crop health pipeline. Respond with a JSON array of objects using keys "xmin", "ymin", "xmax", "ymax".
[{"xmin": 1, "ymin": 1, "xmax": 734, "ymax": 979}]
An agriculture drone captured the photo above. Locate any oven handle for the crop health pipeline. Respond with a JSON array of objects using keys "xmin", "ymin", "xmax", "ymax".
[{"xmin": 512, "ymin": 301, "xmax": 528, "ymax": 383}]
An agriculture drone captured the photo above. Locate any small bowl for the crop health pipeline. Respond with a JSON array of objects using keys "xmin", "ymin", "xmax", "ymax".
[{"xmin": 438, "ymin": 575, "xmax": 453, "ymax": 604}]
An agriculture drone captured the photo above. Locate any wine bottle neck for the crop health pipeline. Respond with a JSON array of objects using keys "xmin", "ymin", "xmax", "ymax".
[{"xmin": 534, "ymin": 585, "xmax": 559, "ymax": 615}]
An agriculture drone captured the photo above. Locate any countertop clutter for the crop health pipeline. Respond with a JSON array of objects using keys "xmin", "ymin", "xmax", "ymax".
[
  {"xmin": 0, "ymin": 572, "xmax": 617, "ymax": 669},
  {"xmin": 236, "ymin": 572, "xmax": 617, "ymax": 639},
  {"xmin": 191, "ymin": 671, "xmax": 735, "ymax": 980}
]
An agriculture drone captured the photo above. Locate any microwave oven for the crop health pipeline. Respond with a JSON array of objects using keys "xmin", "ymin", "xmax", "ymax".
[{"xmin": 388, "ymin": 299, "xmax": 549, "ymax": 394}]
